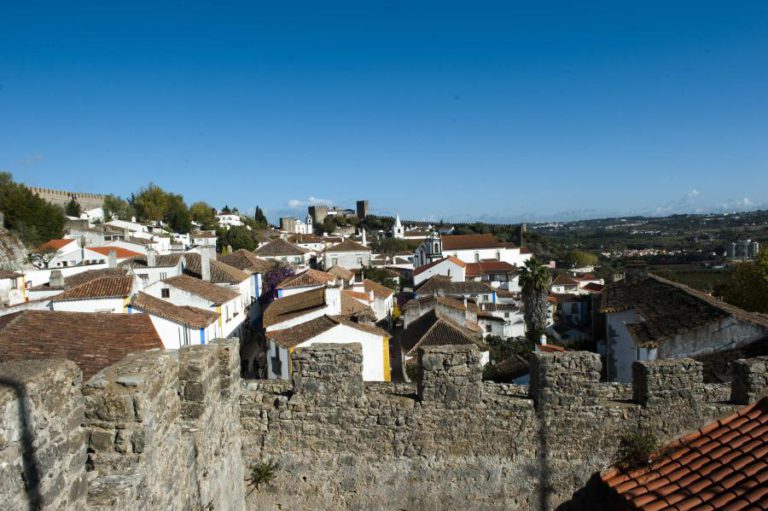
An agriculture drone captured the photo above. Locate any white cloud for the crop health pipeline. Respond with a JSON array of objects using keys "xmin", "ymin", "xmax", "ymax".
[
  {"xmin": 16, "ymin": 153, "xmax": 45, "ymax": 167},
  {"xmin": 287, "ymin": 196, "xmax": 334, "ymax": 209}
]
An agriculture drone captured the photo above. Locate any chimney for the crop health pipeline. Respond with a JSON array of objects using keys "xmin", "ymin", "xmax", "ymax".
[
  {"xmin": 108, "ymin": 250, "xmax": 117, "ymax": 268},
  {"xmin": 361, "ymin": 229, "xmax": 367, "ymax": 246},
  {"xmin": 146, "ymin": 249, "xmax": 157, "ymax": 267},
  {"xmin": 49, "ymin": 270, "xmax": 64, "ymax": 289},
  {"xmin": 368, "ymin": 290, "xmax": 374, "ymax": 303},
  {"xmin": 200, "ymin": 246, "xmax": 214, "ymax": 281},
  {"xmin": 540, "ymin": 334, "xmax": 547, "ymax": 346},
  {"xmin": 324, "ymin": 285, "xmax": 342, "ymax": 315}
]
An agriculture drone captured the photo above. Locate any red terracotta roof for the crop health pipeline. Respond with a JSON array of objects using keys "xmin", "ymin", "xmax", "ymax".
[
  {"xmin": 267, "ymin": 314, "xmax": 389, "ymax": 348},
  {"xmin": 162, "ymin": 275, "xmax": 239, "ymax": 305},
  {"xmin": 131, "ymin": 292, "xmax": 219, "ymax": 328},
  {"xmin": 442, "ymin": 234, "xmax": 504, "ymax": 251},
  {"xmin": 363, "ymin": 278, "xmax": 394, "ymax": 298},
  {"xmin": 552, "ymin": 274, "xmax": 581, "ymax": 286},
  {"xmin": 38, "ymin": 238, "xmax": 77, "ymax": 251},
  {"xmin": 582, "ymin": 282, "xmax": 605, "ymax": 293},
  {"xmin": 277, "ymin": 269, "xmax": 336, "ymax": 289},
  {"xmin": 324, "ymin": 239, "xmax": 372, "ymax": 253},
  {"xmin": 88, "ymin": 246, "xmax": 144, "ymax": 259},
  {"xmin": 0, "ymin": 310, "xmax": 162, "ymax": 379},
  {"xmin": 413, "ymin": 256, "xmax": 467, "ymax": 277},
  {"xmin": 465, "ymin": 260, "xmax": 518, "ymax": 278},
  {"xmin": 326, "ymin": 265, "xmax": 354, "ymax": 281},
  {"xmin": 600, "ymin": 398, "xmax": 768, "ymax": 511},
  {"xmin": 52, "ymin": 275, "xmax": 135, "ymax": 302}
]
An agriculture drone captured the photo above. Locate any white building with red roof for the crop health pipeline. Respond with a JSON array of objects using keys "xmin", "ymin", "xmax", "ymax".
[{"xmin": 412, "ymin": 256, "xmax": 467, "ymax": 287}]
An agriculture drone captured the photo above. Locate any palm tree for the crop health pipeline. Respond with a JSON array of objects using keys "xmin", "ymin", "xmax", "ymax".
[{"xmin": 519, "ymin": 257, "xmax": 552, "ymax": 343}]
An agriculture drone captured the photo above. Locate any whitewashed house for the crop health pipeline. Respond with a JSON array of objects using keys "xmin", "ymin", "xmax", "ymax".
[
  {"xmin": 254, "ymin": 238, "xmax": 311, "ymax": 267},
  {"xmin": 276, "ymin": 269, "xmax": 338, "ymax": 298},
  {"xmin": 216, "ymin": 213, "xmax": 243, "ymax": 228},
  {"xmin": 50, "ymin": 273, "xmax": 138, "ymax": 313},
  {"xmin": 600, "ymin": 273, "xmax": 768, "ymax": 382},
  {"xmin": 129, "ymin": 292, "xmax": 221, "ymax": 348},
  {"xmin": 323, "ymin": 239, "xmax": 372, "ymax": 270},
  {"xmin": 0, "ymin": 270, "xmax": 26, "ymax": 306},
  {"xmin": 37, "ymin": 239, "xmax": 82, "ymax": 268},
  {"xmin": 414, "ymin": 233, "xmax": 532, "ymax": 268},
  {"xmin": 412, "ymin": 256, "xmax": 467, "ymax": 287},
  {"xmin": 265, "ymin": 316, "xmax": 391, "ymax": 382},
  {"xmin": 143, "ymin": 274, "xmax": 244, "ymax": 339},
  {"xmin": 83, "ymin": 246, "xmax": 144, "ymax": 265},
  {"xmin": 191, "ymin": 230, "xmax": 218, "ymax": 248}
]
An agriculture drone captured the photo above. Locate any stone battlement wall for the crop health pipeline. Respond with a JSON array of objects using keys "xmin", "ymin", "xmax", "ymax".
[
  {"xmin": 28, "ymin": 187, "xmax": 105, "ymax": 210},
  {"xmin": 1, "ymin": 340, "xmax": 767, "ymax": 511}
]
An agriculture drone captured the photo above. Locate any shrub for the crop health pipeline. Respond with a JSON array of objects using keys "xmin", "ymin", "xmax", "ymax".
[
  {"xmin": 615, "ymin": 431, "xmax": 659, "ymax": 470},
  {"xmin": 248, "ymin": 461, "xmax": 278, "ymax": 493}
]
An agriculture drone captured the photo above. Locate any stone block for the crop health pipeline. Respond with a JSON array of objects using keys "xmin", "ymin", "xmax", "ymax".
[{"xmin": 731, "ymin": 356, "xmax": 768, "ymax": 405}]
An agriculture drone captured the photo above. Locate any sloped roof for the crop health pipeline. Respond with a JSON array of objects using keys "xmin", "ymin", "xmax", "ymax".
[
  {"xmin": 263, "ymin": 287, "xmax": 327, "ymax": 327},
  {"xmin": 0, "ymin": 310, "xmax": 162, "ymax": 379},
  {"xmin": 552, "ymin": 274, "xmax": 581, "ymax": 286},
  {"xmin": 324, "ymin": 239, "xmax": 371, "ymax": 253},
  {"xmin": 181, "ymin": 253, "xmax": 250, "ymax": 284},
  {"xmin": 413, "ymin": 256, "xmax": 467, "ymax": 277},
  {"xmin": 341, "ymin": 291, "xmax": 376, "ymax": 320},
  {"xmin": 119, "ymin": 254, "xmax": 184, "ymax": 269},
  {"xmin": 65, "ymin": 268, "xmax": 130, "ymax": 288},
  {"xmin": 402, "ymin": 310, "xmax": 485, "ymax": 356},
  {"xmin": 363, "ymin": 278, "xmax": 395, "ymax": 298},
  {"xmin": 131, "ymin": 292, "xmax": 218, "ymax": 328},
  {"xmin": 416, "ymin": 275, "xmax": 494, "ymax": 296},
  {"xmin": 0, "ymin": 270, "xmax": 22, "ymax": 279},
  {"xmin": 254, "ymin": 238, "xmax": 308, "ymax": 257},
  {"xmin": 277, "ymin": 269, "xmax": 336, "ymax": 290},
  {"xmin": 266, "ymin": 314, "xmax": 389, "ymax": 348},
  {"xmin": 38, "ymin": 238, "xmax": 77, "ymax": 251},
  {"xmin": 162, "ymin": 275, "xmax": 239, "ymax": 305},
  {"xmin": 442, "ymin": 234, "xmax": 504, "ymax": 251},
  {"xmin": 599, "ymin": 397, "xmax": 768, "ymax": 511},
  {"xmin": 465, "ymin": 260, "xmax": 518, "ymax": 279},
  {"xmin": 327, "ymin": 265, "xmax": 354, "ymax": 281},
  {"xmin": 601, "ymin": 274, "xmax": 768, "ymax": 348},
  {"xmin": 52, "ymin": 275, "xmax": 134, "ymax": 302},
  {"xmin": 88, "ymin": 246, "xmax": 144, "ymax": 259},
  {"xmin": 218, "ymin": 249, "xmax": 273, "ymax": 273}
]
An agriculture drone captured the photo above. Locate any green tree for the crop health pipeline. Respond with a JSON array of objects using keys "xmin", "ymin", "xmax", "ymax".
[
  {"xmin": 519, "ymin": 257, "xmax": 552, "ymax": 343},
  {"xmin": 64, "ymin": 198, "xmax": 82, "ymax": 217},
  {"xmin": 722, "ymin": 250, "xmax": 768, "ymax": 313},
  {"xmin": 163, "ymin": 194, "xmax": 192, "ymax": 234},
  {"xmin": 372, "ymin": 238, "xmax": 411, "ymax": 257},
  {"xmin": 0, "ymin": 172, "xmax": 65, "ymax": 246},
  {"xmin": 189, "ymin": 201, "xmax": 217, "ymax": 230},
  {"xmin": 102, "ymin": 194, "xmax": 134, "ymax": 221},
  {"xmin": 319, "ymin": 217, "xmax": 336, "ymax": 234},
  {"xmin": 133, "ymin": 184, "xmax": 169, "ymax": 222},
  {"xmin": 222, "ymin": 225, "xmax": 255, "ymax": 251},
  {"xmin": 361, "ymin": 266, "xmax": 399, "ymax": 291},
  {"xmin": 566, "ymin": 250, "xmax": 599, "ymax": 268},
  {"xmin": 253, "ymin": 206, "xmax": 269, "ymax": 229}
]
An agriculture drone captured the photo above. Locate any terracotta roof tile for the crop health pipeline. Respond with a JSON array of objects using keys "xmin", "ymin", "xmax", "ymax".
[
  {"xmin": 52, "ymin": 275, "xmax": 135, "ymax": 302},
  {"xmin": 88, "ymin": 246, "xmax": 144, "ymax": 259},
  {"xmin": 600, "ymin": 398, "xmax": 768, "ymax": 511},
  {"xmin": 163, "ymin": 275, "xmax": 239, "ymax": 305},
  {"xmin": 38, "ymin": 238, "xmax": 77, "ymax": 251},
  {"xmin": 441, "ymin": 234, "xmax": 504, "ymax": 251},
  {"xmin": 131, "ymin": 292, "xmax": 219, "ymax": 328},
  {"xmin": 0, "ymin": 310, "xmax": 162, "ymax": 379},
  {"xmin": 363, "ymin": 278, "xmax": 395, "ymax": 298},
  {"xmin": 254, "ymin": 239, "xmax": 308, "ymax": 257},
  {"xmin": 327, "ymin": 265, "xmax": 354, "ymax": 281},
  {"xmin": 266, "ymin": 314, "xmax": 389, "ymax": 348},
  {"xmin": 402, "ymin": 309, "xmax": 485, "ymax": 355},
  {"xmin": 601, "ymin": 274, "xmax": 768, "ymax": 348},
  {"xmin": 64, "ymin": 268, "xmax": 129, "ymax": 288},
  {"xmin": 218, "ymin": 250, "xmax": 273, "ymax": 273},
  {"xmin": 277, "ymin": 269, "xmax": 336, "ymax": 289},
  {"xmin": 181, "ymin": 253, "xmax": 250, "ymax": 284},
  {"xmin": 263, "ymin": 287, "xmax": 327, "ymax": 328},
  {"xmin": 0, "ymin": 270, "xmax": 23, "ymax": 279},
  {"xmin": 416, "ymin": 275, "xmax": 495, "ymax": 296}
]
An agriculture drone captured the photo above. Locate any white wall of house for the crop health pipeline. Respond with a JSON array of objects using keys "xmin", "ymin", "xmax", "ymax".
[
  {"xmin": 107, "ymin": 220, "xmax": 148, "ymax": 233},
  {"xmin": 133, "ymin": 265, "xmax": 183, "ymax": 288},
  {"xmin": 103, "ymin": 240, "xmax": 149, "ymax": 256},
  {"xmin": 51, "ymin": 297, "xmax": 128, "ymax": 314},
  {"xmin": 413, "ymin": 259, "xmax": 466, "ymax": 287},
  {"xmin": 276, "ymin": 284, "xmax": 324, "ymax": 298},
  {"xmin": 444, "ymin": 247, "xmax": 532, "ymax": 267},
  {"xmin": 606, "ymin": 309, "xmax": 650, "ymax": 383},
  {"xmin": 48, "ymin": 244, "xmax": 83, "ymax": 268},
  {"xmin": 323, "ymin": 251, "xmax": 371, "ymax": 270}
]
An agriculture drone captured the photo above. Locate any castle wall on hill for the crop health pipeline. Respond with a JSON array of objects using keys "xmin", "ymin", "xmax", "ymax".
[
  {"xmin": 28, "ymin": 187, "xmax": 105, "ymax": 211},
  {"xmin": 1, "ymin": 339, "xmax": 767, "ymax": 511}
]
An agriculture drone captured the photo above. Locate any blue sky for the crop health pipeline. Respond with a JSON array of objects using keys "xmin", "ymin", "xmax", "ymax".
[{"xmin": 1, "ymin": 1, "xmax": 767, "ymax": 223}]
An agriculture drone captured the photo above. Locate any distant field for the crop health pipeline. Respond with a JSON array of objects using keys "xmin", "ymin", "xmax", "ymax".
[{"xmin": 650, "ymin": 267, "xmax": 732, "ymax": 293}]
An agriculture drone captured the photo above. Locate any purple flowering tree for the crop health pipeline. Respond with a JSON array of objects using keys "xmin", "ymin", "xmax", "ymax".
[{"xmin": 260, "ymin": 265, "xmax": 296, "ymax": 306}]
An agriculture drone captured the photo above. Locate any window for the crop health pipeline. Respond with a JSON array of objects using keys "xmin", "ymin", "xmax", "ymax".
[
  {"xmin": 161, "ymin": 288, "xmax": 170, "ymax": 298},
  {"xmin": 356, "ymin": 257, "xmax": 363, "ymax": 265},
  {"xmin": 485, "ymin": 325, "xmax": 492, "ymax": 333},
  {"xmin": 332, "ymin": 257, "xmax": 338, "ymax": 266},
  {"xmin": 433, "ymin": 243, "xmax": 439, "ymax": 252},
  {"xmin": 495, "ymin": 251, "xmax": 501, "ymax": 260},
  {"xmin": 474, "ymin": 252, "xmax": 480, "ymax": 262},
  {"xmin": 505, "ymin": 312, "xmax": 510, "ymax": 318},
  {"xmin": 160, "ymin": 272, "xmax": 167, "ymax": 280}
]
